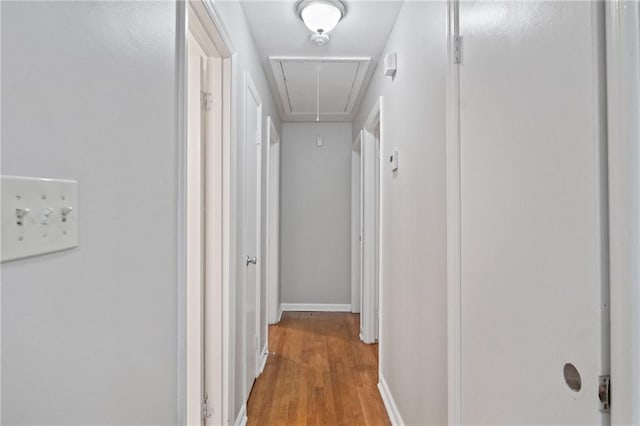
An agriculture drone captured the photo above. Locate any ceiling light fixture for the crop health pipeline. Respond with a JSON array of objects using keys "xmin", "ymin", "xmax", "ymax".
[{"xmin": 297, "ymin": 0, "xmax": 346, "ymax": 46}]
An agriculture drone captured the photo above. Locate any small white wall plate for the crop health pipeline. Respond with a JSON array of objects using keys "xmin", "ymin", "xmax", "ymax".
[{"xmin": 1, "ymin": 175, "xmax": 79, "ymax": 262}]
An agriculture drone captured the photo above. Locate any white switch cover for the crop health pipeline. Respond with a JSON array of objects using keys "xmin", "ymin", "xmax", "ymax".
[{"xmin": 2, "ymin": 176, "xmax": 79, "ymax": 262}]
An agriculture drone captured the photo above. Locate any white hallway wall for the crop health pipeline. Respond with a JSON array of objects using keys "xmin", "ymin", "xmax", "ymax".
[
  {"xmin": 1, "ymin": 1, "xmax": 180, "ymax": 424},
  {"xmin": 213, "ymin": 2, "xmax": 282, "ymax": 422},
  {"xmin": 352, "ymin": 2, "xmax": 448, "ymax": 424},
  {"xmin": 281, "ymin": 122, "xmax": 353, "ymax": 306}
]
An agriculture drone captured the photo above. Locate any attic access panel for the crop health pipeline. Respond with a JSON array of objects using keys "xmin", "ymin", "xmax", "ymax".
[{"xmin": 270, "ymin": 57, "xmax": 373, "ymax": 122}]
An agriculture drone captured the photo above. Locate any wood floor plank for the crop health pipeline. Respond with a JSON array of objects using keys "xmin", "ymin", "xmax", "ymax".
[{"xmin": 247, "ymin": 312, "xmax": 391, "ymax": 426}]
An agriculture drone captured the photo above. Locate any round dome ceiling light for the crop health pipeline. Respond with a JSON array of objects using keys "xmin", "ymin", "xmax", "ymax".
[{"xmin": 297, "ymin": 0, "xmax": 346, "ymax": 45}]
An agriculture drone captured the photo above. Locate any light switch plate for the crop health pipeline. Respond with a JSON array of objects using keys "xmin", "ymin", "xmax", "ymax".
[{"xmin": 1, "ymin": 175, "xmax": 79, "ymax": 262}]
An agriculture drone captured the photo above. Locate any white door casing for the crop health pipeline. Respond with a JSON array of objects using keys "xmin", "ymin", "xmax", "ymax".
[
  {"xmin": 457, "ymin": 1, "xmax": 609, "ymax": 424},
  {"xmin": 266, "ymin": 117, "xmax": 281, "ymax": 325},
  {"xmin": 203, "ymin": 53, "xmax": 223, "ymax": 426},
  {"xmin": 183, "ymin": 1, "xmax": 235, "ymax": 425},
  {"xmin": 186, "ymin": 43, "xmax": 204, "ymax": 426},
  {"xmin": 361, "ymin": 98, "xmax": 382, "ymax": 345},
  {"xmin": 242, "ymin": 72, "xmax": 263, "ymax": 402},
  {"xmin": 351, "ymin": 131, "xmax": 363, "ymax": 314},
  {"xmin": 605, "ymin": 1, "xmax": 640, "ymax": 423}
]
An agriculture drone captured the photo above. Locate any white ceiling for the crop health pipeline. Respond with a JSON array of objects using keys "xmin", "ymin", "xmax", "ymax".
[{"xmin": 240, "ymin": 1, "xmax": 403, "ymax": 121}]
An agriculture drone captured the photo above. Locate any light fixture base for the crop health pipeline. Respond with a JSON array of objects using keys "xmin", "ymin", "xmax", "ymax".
[{"xmin": 310, "ymin": 32, "xmax": 330, "ymax": 46}]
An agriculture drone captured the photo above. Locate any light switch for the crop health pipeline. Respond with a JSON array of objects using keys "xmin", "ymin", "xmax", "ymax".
[{"xmin": 1, "ymin": 175, "xmax": 79, "ymax": 262}]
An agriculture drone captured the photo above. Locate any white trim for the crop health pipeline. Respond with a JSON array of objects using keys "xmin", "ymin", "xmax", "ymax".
[
  {"xmin": 445, "ymin": 1, "xmax": 462, "ymax": 425},
  {"xmin": 377, "ymin": 375, "xmax": 405, "ymax": 426},
  {"xmin": 280, "ymin": 303, "xmax": 352, "ymax": 312},
  {"xmin": 224, "ymin": 53, "xmax": 237, "ymax": 426},
  {"xmin": 185, "ymin": 42, "xmax": 205, "ymax": 426},
  {"xmin": 176, "ymin": 2, "xmax": 188, "ymax": 423},
  {"xmin": 350, "ymin": 132, "xmax": 363, "ymax": 314},
  {"xmin": 259, "ymin": 344, "xmax": 268, "ymax": 375},
  {"xmin": 265, "ymin": 117, "xmax": 281, "ymax": 326},
  {"xmin": 361, "ymin": 97, "xmax": 382, "ymax": 345},
  {"xmin": 182, "ymin": 2, "xmax": 236, "ymax": 425},
  {"xmin": 605, "ymin": 1, "xmax": 640, "ymax": 424},
  {"xmin": 198, "ymin": 0, "xmax": 235, "ymax": 56},
  {"xmin": 234, "ymin": 404, "xmax": 248, "ymax": 426},
  {"xmin": 277, "ymin": 303, "xmax": 284, "ymax": 322}
]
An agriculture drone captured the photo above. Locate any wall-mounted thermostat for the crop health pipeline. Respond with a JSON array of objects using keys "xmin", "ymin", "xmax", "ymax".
[
  {"xmin": 1, "ymin": 175, "xmax": 79, "ymax": 262},
  {"xmin": 384, "ymin": 53, "xmax": 397, "ymax": 78},
  {"xmin": 390, "ymin": 150, "xmax": 399, "ymax": 172}
]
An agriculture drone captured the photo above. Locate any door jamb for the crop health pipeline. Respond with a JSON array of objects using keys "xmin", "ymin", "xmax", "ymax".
[
  {"xmin": 265, "ymin": 116, "xmax": 281, "ymax": 326},
  {"xmin": 351, "ymin": 131, "xmax": 363, "ymax": 314},
  {"xmin": 605, "ymin": 1, "xmax": 640, "ymax": 423},
  {"xmin": 361, "ymin": 97, "xmax": 382, "ymax": 346},
  {"xmin": 445, "ymin": 0, "xmax": 462, "ymax": 424},
  {"xmin": 179, "ymin": 1, "xmax": 236, "ymax": 424}
]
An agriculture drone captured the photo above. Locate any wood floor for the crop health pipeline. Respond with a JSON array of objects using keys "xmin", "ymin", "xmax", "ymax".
[{"xmin": 247, "ymin": 312, "xmax": 391, "ymax": 426}]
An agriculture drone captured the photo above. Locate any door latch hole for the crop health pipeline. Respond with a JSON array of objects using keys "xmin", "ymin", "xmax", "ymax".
[{"xmin": 563, "ymin": 363, "xmax": 582, "ymax": 392}]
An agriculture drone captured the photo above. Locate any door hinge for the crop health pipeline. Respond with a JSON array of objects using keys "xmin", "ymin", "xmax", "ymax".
[
  {"xmin": 201, "ymin": 91, "xmax": 213, "ymax": 111},
  {"xmin": 598, "ymin": 375, "xmax": 610, "ymax": 413},
  {"xmin": 201, "ymin": 396, "xmax": 213, "ymax": 420},
  {"xmin": 255, "ymin": 335, "xmax": 260, "ymax": 351},
  {"xmin": 454, "ymin": 35, "xmax": 462, "ymax": 64}
]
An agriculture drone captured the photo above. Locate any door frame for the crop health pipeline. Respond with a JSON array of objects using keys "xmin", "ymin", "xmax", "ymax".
[
  {"xmin": 351, "ymin": 131, "xmax": 363, "ymax": 314},
  {"xmin": 361, "ymin": 97, "xmax": 382, "ymax": 345},
  {"xmin": 446, "ymin": 0, "xmax": 640, "ymax": 423},
  {"xmin": 265, "ymin": 116, "xmax": 282, "ymax": 326},
  {"xmin": 185, "ymin": 32, "xmax": 206, "ymax": 426},
  {"xmin": 605, "ymin": 1, "xmax": 640, "ymax": 423},
  {"xmin": 242, "ymin": 71, "xmax": 263, "ymax": 394},
  {"xmin": 179, "ymin": 1, "xmax": 235, "ymax": 424},
  {"xmin": 445, "ymin": 0, "xmax": 462, "ymax": 424}
]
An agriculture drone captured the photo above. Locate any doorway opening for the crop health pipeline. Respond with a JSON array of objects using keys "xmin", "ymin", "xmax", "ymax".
[{"xmin": 184, "ymin": 1, "xmax": 233, "ymax": 424}]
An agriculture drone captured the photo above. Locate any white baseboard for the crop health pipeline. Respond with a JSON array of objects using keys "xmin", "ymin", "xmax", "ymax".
[
  {"xmin": 259, "ymin": 344, "xmax": 268, "ymax": 374},
  {"xmin": 277, "ymin": 303, "xmax": 283, "ymax": 322},
  {"xmin": 378, "ymin": 374, "xmax": 405, "ymax": 426},
  {"xmin": 280, "ymin": 303, "xmax": 352, "ymax": 312},
  {"xmin": 234, "ymin": 404, "xmax": 247, "ymax": 426}
]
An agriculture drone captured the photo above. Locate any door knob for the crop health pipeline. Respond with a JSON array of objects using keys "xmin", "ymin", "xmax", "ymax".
[{"xmin": 246, "ymin": 256, "xmax": 257, "ymax": 266}]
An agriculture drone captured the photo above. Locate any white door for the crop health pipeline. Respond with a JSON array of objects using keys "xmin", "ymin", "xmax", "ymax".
[
  {"xmin": 243, "ymin": 73, "xmax": 262, "ymax": 399},
  {"xmin": 459, "ymin": 1, "xmax": 608, "ymax": 424}
]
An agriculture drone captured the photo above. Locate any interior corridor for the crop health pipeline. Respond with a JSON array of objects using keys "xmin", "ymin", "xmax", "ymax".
[
  {"xmin": 2, "ymin": 0, "xmax": 639, "ymax": 425},
  {"xmin": 247, "ymin": 313, "xmax": 390, "ymax": 426}
]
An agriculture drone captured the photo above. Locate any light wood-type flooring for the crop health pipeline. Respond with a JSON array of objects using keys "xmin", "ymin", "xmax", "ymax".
[{"xmin": 247, "ymin": 312, "xmax": 391, "ymax": 426}]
